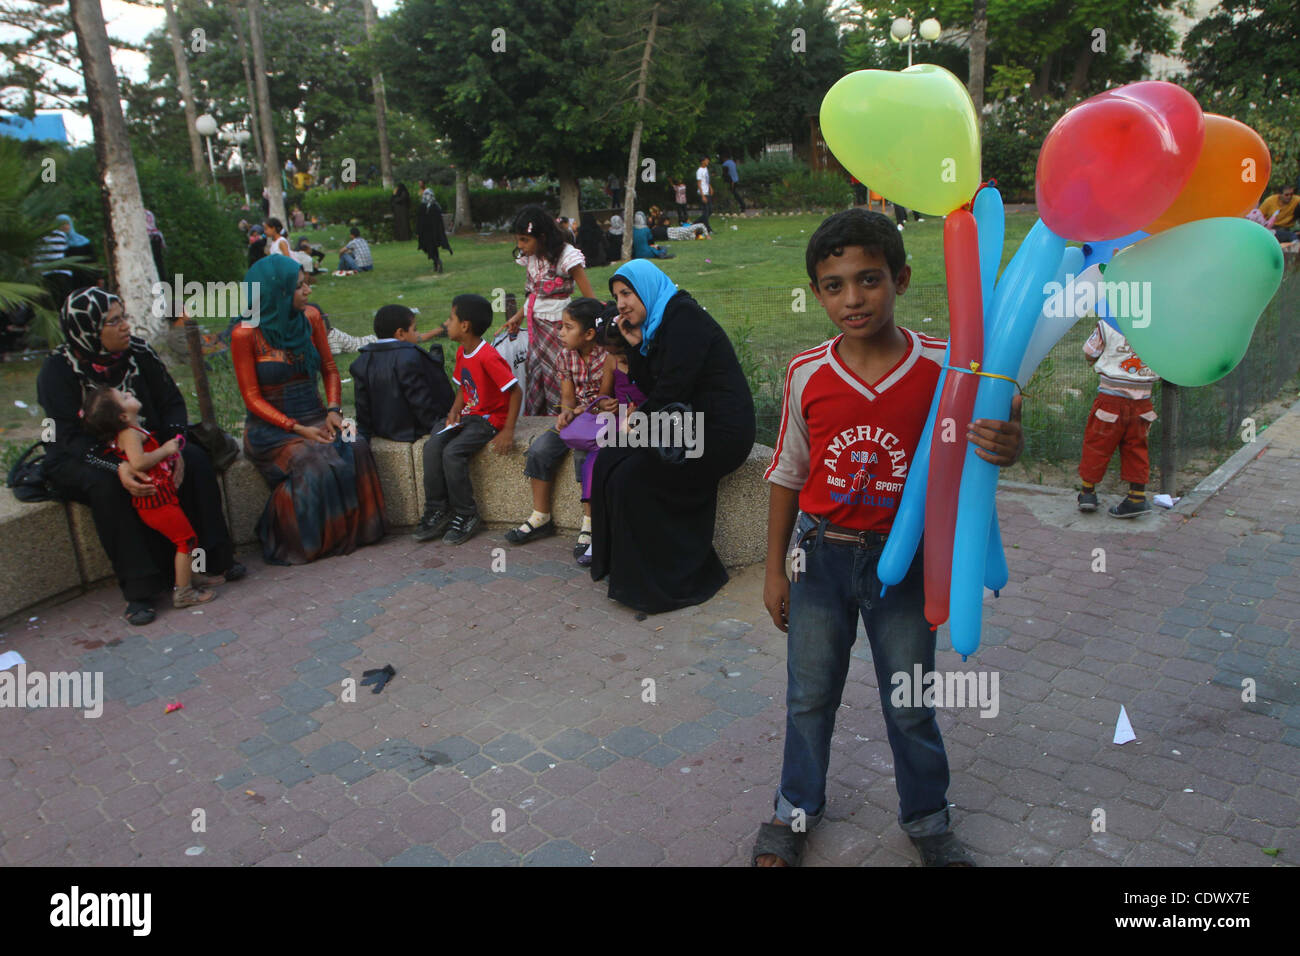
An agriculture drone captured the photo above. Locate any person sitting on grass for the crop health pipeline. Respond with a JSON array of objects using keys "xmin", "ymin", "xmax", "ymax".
[
  {"xmin": 338, "ymin": 227, "xmax": 374, "ymax": 273},
  {"xmin": 631, "ymin": 212, "xmax": 674, "ymax": 260},
  {"xmin": 413, "ymin": 294, "xmax": 521, "ymax": 546},
  {"xmin": 504, "ymin": 297, "xmax": 609, "ymax": 563},
  {"xmin": 81, "ymin": 386, "xmax": 218, "ymax": 610},
  {"xmin": 752, "ymin": 209, "xmax": 1023, "ymax": 868},
  {"xmin": 351, "ymin": 304, "xmax": 454, "ymax": 443}
]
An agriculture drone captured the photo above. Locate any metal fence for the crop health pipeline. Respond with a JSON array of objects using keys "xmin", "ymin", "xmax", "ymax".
[{"xmin": 694, "ymin": 262, "xmax": 1300, "ymax": 491}]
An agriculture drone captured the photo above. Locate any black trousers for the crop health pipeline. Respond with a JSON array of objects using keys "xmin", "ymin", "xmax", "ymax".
[{"xmin": 45, "ymin": 442, "xmax": 235, "ymax": 603}]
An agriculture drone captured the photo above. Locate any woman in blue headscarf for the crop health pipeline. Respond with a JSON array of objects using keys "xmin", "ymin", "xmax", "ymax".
[
  {"xmin": 590, "ymin": 259, "xmax": 756, "ymax": 613},
  {"xmin": 231, "ymin": 256, "xmax": 385, "ymax": 564}
]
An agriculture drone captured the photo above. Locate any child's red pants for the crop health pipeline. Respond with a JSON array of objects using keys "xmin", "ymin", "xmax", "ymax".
[{"xmin": 1078, "ymin": 392, "xmax": 1155, "ymax": 485}]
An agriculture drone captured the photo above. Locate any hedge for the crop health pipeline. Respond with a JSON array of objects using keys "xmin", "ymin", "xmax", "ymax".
[{"xmin": 301, "ymin": 185, "xmax": 552, "ymax": 238}]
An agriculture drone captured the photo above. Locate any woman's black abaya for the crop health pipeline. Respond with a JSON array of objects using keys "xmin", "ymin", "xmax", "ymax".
[{"xmin": 590, "ymin": 287, "xmax": 755, "ymax": 614}]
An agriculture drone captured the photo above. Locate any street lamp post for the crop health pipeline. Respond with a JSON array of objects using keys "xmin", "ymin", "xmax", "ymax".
[
  {"xmin": 221, "ymin": 127, "xmax": 253, "ymax": 207},
  {"xmin": 195, "ymin": 113, "xmax": 218, "ymax": 196},
  {"xmin": 890, "ymin": 15, "xmax": 941, "ymax": 67}
]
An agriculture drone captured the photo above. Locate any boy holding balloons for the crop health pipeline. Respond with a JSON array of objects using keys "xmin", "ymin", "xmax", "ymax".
[{"xmin": 752, "ymin": 209, "xmax": 1023, "ymax": 867}]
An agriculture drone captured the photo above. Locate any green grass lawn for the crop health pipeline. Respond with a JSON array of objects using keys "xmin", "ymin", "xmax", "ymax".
[{"xmin": 3, "ymin": 206, "xmax": 1291, "ymax": 497}]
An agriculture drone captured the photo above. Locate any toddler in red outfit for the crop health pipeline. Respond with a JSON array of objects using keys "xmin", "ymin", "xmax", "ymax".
[{"xmin": 82, "ymin": 386, "xmax": 217, "ymax": 608}]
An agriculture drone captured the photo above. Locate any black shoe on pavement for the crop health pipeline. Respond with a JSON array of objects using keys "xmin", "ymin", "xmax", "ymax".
[
  {"xmin": 223, "ymin": 562, "xmax": 247, "ymax": 582},
  {"xmin": 443, "ymin": 513, "xmax": 483, "ymax": 545},
  {"xmin": 505, "ymin": 518, "xmax": 556, "ymax": 545},
  {"xmin": 1108, "ymin": 496, "xmax": 1151, "ymax": 519},
  {"xmin": 413, "ymin": 510, "xmax": 453, "ymax": 542},
  {"xmin": 1077, "ymin": 491, "xmax": 1098, "ymax": 512},
  {"xmin": 124, "ymin": 600, "xmax": 155, "ymax": 626}
]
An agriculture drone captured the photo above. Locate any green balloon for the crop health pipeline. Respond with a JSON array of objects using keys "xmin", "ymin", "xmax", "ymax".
[
  {"xmin": 819, "ymin": 65, "xmax": 980, "ymax": 217},
  {"xmin": 1108, "ymin": 218, "xmax": 1284, "ymax": 386}
]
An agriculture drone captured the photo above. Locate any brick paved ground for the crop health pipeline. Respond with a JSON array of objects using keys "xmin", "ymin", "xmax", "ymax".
[{"xmin": 2, "ymin": 415, "xmax": 1297, "ymax": 867}]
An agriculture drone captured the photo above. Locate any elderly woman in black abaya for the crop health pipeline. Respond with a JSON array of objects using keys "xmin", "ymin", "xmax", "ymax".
[
  {"xmin": 415, "ymin": 183, "xmax": 453, "ymax": 273},
  {"xmin": 36, "ymin": 288, "xmax": 243, "ymax": 625},
  {"xmin": 391, "ymin": 183, "xmax": 412, "ymax": 242},
  {"xmin": 589, "ymin": 260, "xmax": 756, "ymax": 614}
]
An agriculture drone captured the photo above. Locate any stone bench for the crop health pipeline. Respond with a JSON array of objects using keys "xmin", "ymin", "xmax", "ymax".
[{"xmin": 1, "ymin": 417, "xmax": 774, "ymax": 621}]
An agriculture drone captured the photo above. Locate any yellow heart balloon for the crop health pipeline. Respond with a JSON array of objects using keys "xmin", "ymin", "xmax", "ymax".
[{"xmin": 820, "ymin": 65, "xmax": 981, "ymax": 216}]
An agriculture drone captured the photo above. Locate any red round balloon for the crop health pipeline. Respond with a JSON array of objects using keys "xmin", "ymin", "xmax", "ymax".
[{"xmin": 1036, "ymin": 81, "xmax": 1204, "ymax": 241}]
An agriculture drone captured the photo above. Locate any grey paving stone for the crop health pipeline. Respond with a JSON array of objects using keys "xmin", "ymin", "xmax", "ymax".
[
  {"xmin": 519, "ymin": 752, "xmax": 557, "ymax": 773},
  {"xmin": 213, "ymin": 767, "xmax": 255, "ymax": 790},
  {"xmin": 716, "ymin": 688, "xmax": 771, "ymax": 717},
  {"xmin": 277, "ymin": 761, "xmax": 315, "ymax": 787},
  {"xmin": 265, "ymin": 714, "xmax": 320, "ymax": 744},
  {"xmin": 698, "ymin": 709, "xmax": 737, "ymax": 731},
  {"xmin": 638, "ymin": 744, "xmax": 684, "ymax": 768},
  {"xmin": 387, "ymin": 845, "xmax": 450, "ymax": 867},
  {"xmin": 662, "ymin": 721, "xmax": 719, "ymax": 754},
  {"xmin": 256, "ymin": 705, "xmax": 291, "ymax": 725},
  {"xmin": 543, "ymin": 729, "xmax": 600, "ymax": 760},
  {"xmin": 280, "ymin": 682, "xmax": 335, "ymax": 713},
  {"xmin": 316, "ymin": 643, "xmax": 362, "ymax": 663},
  {"xmin": 237, "ymin": 735, "xmax": 276, "ymax": 758},
  {"xmin": 306, "ymin": 742, "xmax": 364, "ymax": 774},
  {"xmin": 523, "ymin": 839, "xmax": 592, "ymax": 867},
  {"xmin": 456, "ymin": 754, "xmax": 495, "ymax": 777},
  {"xmin": 602, "ymin": 726, "xmax": 659, "ymax": 757},
  {"xmin": 710, "ymin": 619, "xmax": 754, "ymax": 639},
  {"xmin": 334, "ymin": 761, "xmax": 376, "ymax": 785},
  {"xmin": 432, "ymin": 736, "xmax": 480, "ymax": 763},
  {"xmin": 579, "ymin": 747, "xmax": 620, "ymax": 771},
  {"xmin": 248, "ymin": 744, "xmax": 305, "ymax": 776},
  {"xmin": 483, "ymin": 733, "xmax": 535, "ymax": 763},
  {"xmin": 452, "ymin": 843, "xmax": 518, "ymax": 867}
]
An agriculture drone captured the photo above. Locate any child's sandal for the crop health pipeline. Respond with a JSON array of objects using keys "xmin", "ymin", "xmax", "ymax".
[
  {"xmin": 173, "ymin": 585, "xmax": 215, "ymax": 609},
  {"xmin": 573, "ymin": 531, "xmax": 592, "ymax": 562}
]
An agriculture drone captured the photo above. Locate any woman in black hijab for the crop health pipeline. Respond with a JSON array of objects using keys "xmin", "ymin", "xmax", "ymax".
[
  {"xmin": 415, "ymin": 183, "xmax": 453, "ymax": 273},
  {"xmin": 36, "ymin": 288, "xmax": 242, "ymax": 625},
  {"xmin": 391, "ymin": 183, "xmax": 412, "ymax": 242},
  {"xmin": 576, "ymin": 212, "xmax": 609, "ymax": 268}
]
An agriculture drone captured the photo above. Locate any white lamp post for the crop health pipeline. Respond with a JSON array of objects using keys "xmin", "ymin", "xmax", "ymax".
[
  {"xmin": 195, "ymin": 113, "xmax": 218, "ymax": 195},
  {"xmin": 890, "ymin": 14, "xmax": 941, "ymax": 67}
]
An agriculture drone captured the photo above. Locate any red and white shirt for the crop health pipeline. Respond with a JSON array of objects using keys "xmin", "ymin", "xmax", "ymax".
[
  {"xmin": 453, "ymin": 340, "xmax": 518, "ymax": 431},
  {"xmin": 766, "ymin": 328, "xmax": 946, "ymax": 533}
]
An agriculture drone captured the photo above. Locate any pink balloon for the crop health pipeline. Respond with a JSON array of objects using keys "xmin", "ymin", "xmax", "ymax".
[{"xmin": 1036, "ymin": 81, "xmax": 1204, "ymax": 241}]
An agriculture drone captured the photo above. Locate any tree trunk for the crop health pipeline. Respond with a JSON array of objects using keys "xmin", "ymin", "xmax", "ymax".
[
  {"xmin": 622, "ymin": 3, "xmax": 659, "ymax": 263},
  {"xmin": 362, "ymin": 0, "xmax": 394, "ymax": 190},
  {"xmin": 556, "ymin": 155, "xmax": 580, "ymax": 221},
  {"xmin": 1030, "ymin": 54, "xmax": 1052, "ymax": 99},
  {"xmin": 454, "ymin": 168, "xmax": 472, "ymax": 233},
  {"xmin": 163, "ymin": 0, "xmax": 206, "ymax": 185},
  {"xmin": 247, "ymin": 0, "xmax": 286, "ymax": 224},
  {"xmin": 231, "ymin": 0, "xmax": 265, "ymax": 173},
  {"xmin": 1066, "ymin": 45, "xmax": 1095, "ymax": 96},
  {"xmin": 69, "ymin": 0, "xmax": 165, "ymax": 344},
  {"xmin": 967, "ymin": 0, "xmax": 987, "ymax": 121}
]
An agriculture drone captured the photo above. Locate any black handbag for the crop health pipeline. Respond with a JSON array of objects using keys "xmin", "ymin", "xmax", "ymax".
[
  {"xmin": 6, "ymin": 441, "xmax": 63, "ymax": 503},
  {"xmin": 187, "ymin": 422, "xmax": 241, "ymax": 472},
  {"xmin": 656, "ymin": 402, "xmax": 694, "ymax": 466}
]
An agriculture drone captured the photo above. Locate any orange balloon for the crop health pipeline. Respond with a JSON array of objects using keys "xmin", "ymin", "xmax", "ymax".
[{"xmin": 1146, "ymin": 114, "xmax": 1271, "ymax": 232}]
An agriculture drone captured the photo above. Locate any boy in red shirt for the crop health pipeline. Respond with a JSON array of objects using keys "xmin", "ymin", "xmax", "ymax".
[
  {"xmin": 414, "ymin": 294, "xmax": 521, "ymax": 545},
  {"xmin": 753, "ymin": 209, "xmax": 1023, "ymax": 867}
]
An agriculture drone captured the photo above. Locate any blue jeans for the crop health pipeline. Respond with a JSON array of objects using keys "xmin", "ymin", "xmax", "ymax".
[
  {"xmin": 338, "ymin": 252, "xmax": 372, "ymax": 272},
  {"xmin": 775, "ymin": 513, "xmax": 951, "ymax": 837}
]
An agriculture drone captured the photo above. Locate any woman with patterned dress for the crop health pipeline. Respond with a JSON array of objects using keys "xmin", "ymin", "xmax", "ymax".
[{"xmin": 231, "ymin": 256, "xmax": 385, "ymax": 564}]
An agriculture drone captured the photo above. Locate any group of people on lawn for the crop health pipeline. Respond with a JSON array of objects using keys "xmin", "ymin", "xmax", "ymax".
[{"xmin": 36, "ymin": 201, "xmax": 1039, "ymax": 868}]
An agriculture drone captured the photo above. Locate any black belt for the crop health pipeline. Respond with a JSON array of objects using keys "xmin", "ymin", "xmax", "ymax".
[{"xmin": 802, "ymin": 515, "xmax": 889, "ymax": 547}]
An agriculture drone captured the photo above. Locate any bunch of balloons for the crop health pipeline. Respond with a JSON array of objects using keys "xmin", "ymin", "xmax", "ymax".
[{"xmin": 819, "ymin": 68, "xmax": 1285, "ymax": 658}]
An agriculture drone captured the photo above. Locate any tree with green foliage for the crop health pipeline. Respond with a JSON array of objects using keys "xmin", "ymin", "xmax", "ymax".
[{"xmin": 1182, "ymin": 0, "xmax": 1300, "ymax": 188}]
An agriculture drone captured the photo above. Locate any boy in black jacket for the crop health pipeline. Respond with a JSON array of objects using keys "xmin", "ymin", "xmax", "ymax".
[{"xmin": 351, "ymin": 305, "xmax": 454, "ymax": 442}]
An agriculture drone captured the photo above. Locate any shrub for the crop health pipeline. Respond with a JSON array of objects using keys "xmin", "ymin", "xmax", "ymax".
[
  {"xmin": 301, "ymin": 185, "xmax": 553, "ymax": 236},
  {"xmin": 60, "ymin": 147, "xmax": 246, "ymax": 289}
]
